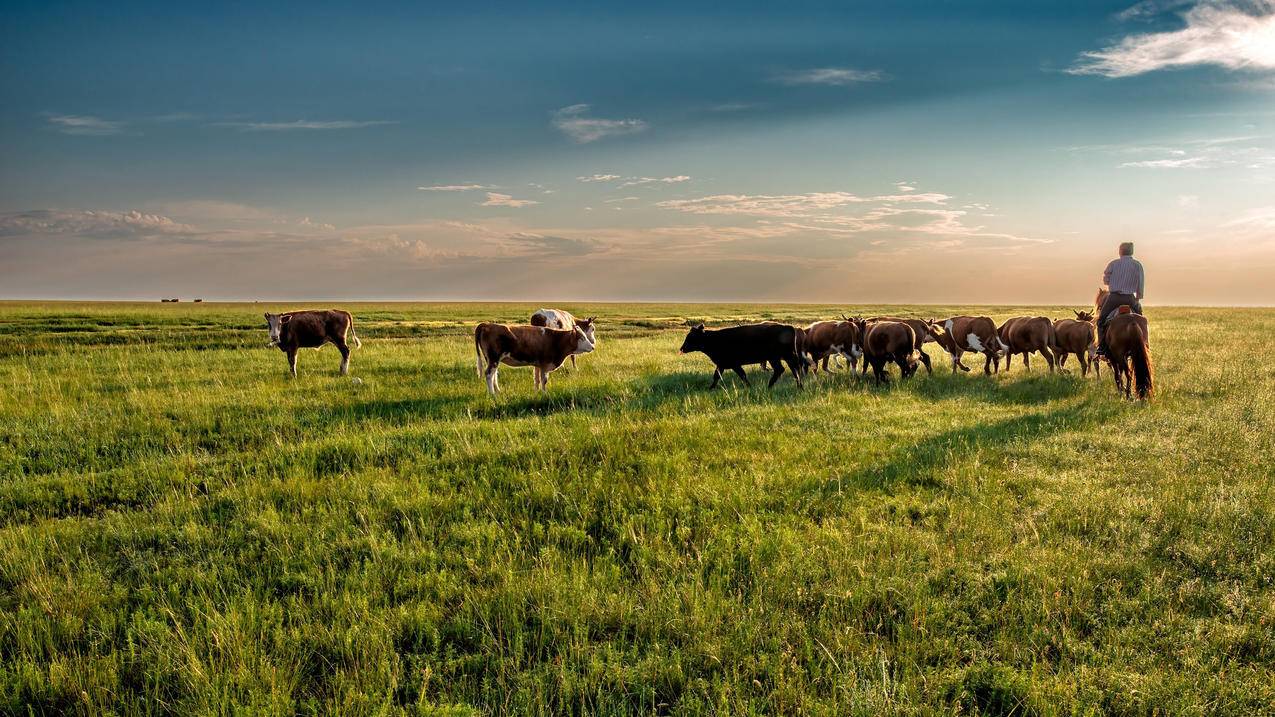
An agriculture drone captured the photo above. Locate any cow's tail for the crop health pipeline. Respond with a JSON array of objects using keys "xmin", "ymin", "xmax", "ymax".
[
  {"xmin": 1130, "ymin": 331, "xmax": 1153, "ymax": 400},
  {"xmin": 339, "ymin": 310, "xmax": 362, "ymax": 349},
  {"xmin": 474, "ymin": 326, "xmax": 485, "ymax": 376}
]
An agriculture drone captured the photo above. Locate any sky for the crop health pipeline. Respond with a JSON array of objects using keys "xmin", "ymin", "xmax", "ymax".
[{"xmin": 2, "ymin": 0, "xmax": 1274, "ymax": 304}]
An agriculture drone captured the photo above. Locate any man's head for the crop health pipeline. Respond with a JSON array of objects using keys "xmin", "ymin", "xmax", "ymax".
[{"xmin": 1118, "ymin": 242, "xmax": 1134, "ymax": 257}]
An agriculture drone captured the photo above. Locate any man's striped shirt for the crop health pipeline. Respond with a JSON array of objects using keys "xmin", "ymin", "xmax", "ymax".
[{"xmin": 1103, "ymin": 256, "xmax": 1144, "ymax": 299}]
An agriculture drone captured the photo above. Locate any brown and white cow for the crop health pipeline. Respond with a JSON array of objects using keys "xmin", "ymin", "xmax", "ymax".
[
  {"xmin": 996, "ymin": 316, "xmax": 1057, "ymax": 373},
  {"xmin": 264, "ymin": 309, "xmax": 361, "ymax": 378},
  {"xmin": 867, "ymin": 316, "xmax": 938, "ymax": 375},
  {"xmin": 852, "ymin": 319, "xmax": 919, "ymax": 385},
  {"xmin": 929, "ymin": 316, "xmax": 1002, "ymax": 374},
  {"xmin": 530, "ymin": 308, "xmax": 597, "ymax": 370},
  {"xmin": 1052, "ymin": 310, "xmax": 1099, "ymax": 377},
  {"xmin": 475, "ymin": 321, "xmax": 595, "ymax": 395},
  {"xmin": 801, "ymin": 319, "xmax": 861, "ymax": 375}
]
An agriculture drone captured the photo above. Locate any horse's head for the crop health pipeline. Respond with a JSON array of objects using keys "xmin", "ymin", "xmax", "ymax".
[{"xmin": 1094, "ymin": 287, "xmax": 1108, "ymax": 313}]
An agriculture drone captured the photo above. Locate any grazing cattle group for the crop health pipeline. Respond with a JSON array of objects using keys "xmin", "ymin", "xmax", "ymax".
[{"xmin": 260, "ymin": 296, "xmax": 1151, "ymax": 400}]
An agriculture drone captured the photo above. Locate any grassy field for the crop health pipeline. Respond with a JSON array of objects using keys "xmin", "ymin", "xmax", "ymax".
[{"xmin": 1, "ymin": 301, "xmax": 1272, "ymax": 716}]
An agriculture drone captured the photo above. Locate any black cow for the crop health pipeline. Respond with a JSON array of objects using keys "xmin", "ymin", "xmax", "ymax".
[
  {"xmin": 265, "ymin": 309, "xmax": 361, "ymax": 377},
  {"xmin": 679, "ymin": 323, "xmax": 805, "ymax": 389}
]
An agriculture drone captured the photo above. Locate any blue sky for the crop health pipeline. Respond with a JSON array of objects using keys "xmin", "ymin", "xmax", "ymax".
[{"xmin": 2, "ymin": 0, "xmax": 1274, "ymax": 303}]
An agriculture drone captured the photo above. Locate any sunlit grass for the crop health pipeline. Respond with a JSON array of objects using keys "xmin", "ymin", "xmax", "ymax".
[{"xmin": 1, "ymin": 301, "xmax": 1272, "ymax": 715}]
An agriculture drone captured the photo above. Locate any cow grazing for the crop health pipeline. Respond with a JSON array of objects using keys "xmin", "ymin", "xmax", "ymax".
[
  {"xmin": 867, "ymin": 317, "xmax": 938, "ymax": 375},
  {"xmin": 852, "ymin": 319, "xmax": 919, "ymax": 385},
  {"xmin": 996, "ymin": 316, "xmax": 1057, "ymax": 373},
  {"xmin": 929, "ymin": 316, "xmax": 1002, "ymax": 374},
  {"xmin": 1052, "ymin": 310, "xmax": 1099, "ymax": 377},
  {"xmin": 679, "ymin": 323, "xmax": 805, "ymax": 389},
  {"xmin": 475, "ymin": 322, "xmax": 595, "ymax": 395},
  {"xmin": 530, "ymin": 308, "xmax": 597, "ymax": 370},
  {"xmin": 801, "ymin": 319, "xmax": 861, "ymax": 375},
  {"xmin": 264, "ymin": 309, "xmax": 361, "ymax": 378}
]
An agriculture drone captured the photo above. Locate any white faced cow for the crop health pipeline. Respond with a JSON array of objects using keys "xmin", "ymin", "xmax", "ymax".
[
  {"xmin": 475, "ymin": 321, "xmax": 596, "ymax": 395},
  {"xmin": 264, "ymin": 309, "xmax": 361, "ymax": 378},
  {"xmin": 530, "ymin": 309, "xmax": 597, "ymax": 370}
]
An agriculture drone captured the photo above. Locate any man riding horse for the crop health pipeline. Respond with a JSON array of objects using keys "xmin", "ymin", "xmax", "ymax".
[{"xmin": 1095, "ymin": 241, "xmax": 1144, "ymax": 359}]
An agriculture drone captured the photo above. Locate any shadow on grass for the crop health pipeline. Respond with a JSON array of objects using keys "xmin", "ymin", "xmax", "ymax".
[
  {"xmin": 326, "ymin": 362, "xmax": 1098, "ymax": 427},
  {"xmin": 807, "ymin": 397, "xmax": 1121, "ymax": 497}
]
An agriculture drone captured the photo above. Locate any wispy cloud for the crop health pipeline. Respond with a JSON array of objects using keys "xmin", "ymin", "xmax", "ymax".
[
  {"xmin": 620, "ymin": 175, "xmax": 691, "ymax": 188},
  {"xmin": 552, "ymin": 104, "xmax": 648, "ymax": 143},
  {"xmin": 656, "ymin": 191, "xmax": 950, "ymax": 217},
  {"xmin": 503, "ymin": 232, "xmax": 600, "ymax": 256},
  {"xmin": 481, "ymin": 192, "xmax": 540, "ymax": 208},
  {"xmin": 1070, "ymin": 134, "xmax": 1275, "ymax": 169},
  {"xmin": 417, "ymin": 184, "xmax": 494, "ymax": 191},
  {"xmin": 577, "ymin": 173, "xmax": 690, "ymax": 188},
  {"xmin": 770, "ymin": 67, "xmax": 887, "ymax": 86},
  {"xmin": 215, "ymin": 120, "xmax": 397, "ymax": 131},
  {"xmin": 46, "ymin": 114, "xmax": 124, "ymax": 136},
  {"xmin": 0, "ymin": 209, "xmax": 192, "ymax": 238},
  {"xmin": 1070, "ymin": 0, "xmax": 1275, "ymax": 77}
]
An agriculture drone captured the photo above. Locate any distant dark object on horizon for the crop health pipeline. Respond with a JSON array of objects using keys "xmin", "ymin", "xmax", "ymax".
[
  {"xmin": 160, "ymin": 298, "xmax": 180, "ymax": 302},
  {"xmin": 194, "ymin": 299, "xmax": 203, "ymax": 303}
]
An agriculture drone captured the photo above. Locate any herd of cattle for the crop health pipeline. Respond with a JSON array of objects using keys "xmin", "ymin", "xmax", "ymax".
[{"xmin": 263, "ymin": 306, "xmax": 1121, "ymax": 395}]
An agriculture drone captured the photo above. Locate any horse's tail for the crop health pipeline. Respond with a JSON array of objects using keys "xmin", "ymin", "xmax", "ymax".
[{"xmin": 1130, "ymin": 330, "xmax": 1153, "ymax": 400}]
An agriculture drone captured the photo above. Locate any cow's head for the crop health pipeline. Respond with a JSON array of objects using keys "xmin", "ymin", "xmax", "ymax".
[
  {"xmin": 1074, "ymin": 309, "xmax": 1095, "ymax": 322},
  {"xmin": 927, "ymin": 320, "xmax": 954, "ymax": 351},
  {"xmin": 264, "ymin": 312, "xmax": 291, "ymax": 346},
  {"xmin": 572, "ymin": 324, "xmax": 596, "ymax": 355},
  {"xmin": 679, "ymin": 323, "xmax": 706, "ymax": 354},
  {"xmin": 576, "ymin": 317, "xmax": 598, "ymax": 346},
  {"xmin": 901, "ymin": 355, "xmax": 920, "ymax": 379}
]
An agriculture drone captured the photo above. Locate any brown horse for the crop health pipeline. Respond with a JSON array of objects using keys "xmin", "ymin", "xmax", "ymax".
[
  {"xmin": 1095, "ymin": 288, "xmax": 1153, "ymax": 399},
  {"xmin": 1052, "ymin": 310, "xmax": 1099, "ymax": 378}
]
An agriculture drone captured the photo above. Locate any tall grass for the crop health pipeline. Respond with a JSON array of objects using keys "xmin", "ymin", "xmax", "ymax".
[{"xmin": 1, "ymin": 302, "xmax": 1272, "ymax": 715}]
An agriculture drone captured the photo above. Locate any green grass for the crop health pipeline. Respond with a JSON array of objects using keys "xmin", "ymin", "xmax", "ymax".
[{"xmin": 1, "ymin": 301, "xmax": 1273, "ymax": 716}]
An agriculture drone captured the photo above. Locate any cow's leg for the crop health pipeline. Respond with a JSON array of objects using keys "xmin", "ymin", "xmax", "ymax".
[
  {"xmin": 1042, "ymin": 347, "xmax": 1055, "ymax": 373},
  {"xmin": 821, "ymin": 356, "xmax": 830, "ymax": 373},
  {"xmin": 1024, "ymin": 352, "xmax": 1031, "ymax": 372},
  {"xmin": 984, "ymin": 353, "xmax": 995, "ymax": 375},
  {"xmin": 1005, "ymin": 352, "xmax": 1013, "ymax": 372},
  {"xmin": 287, "ymin": 348, "xmax": 298, "ymax": 378},
  {"xmin": 484, "ymin": 354, "xmax": 500, "ymax": 395},
  {"xmin": 784, "ymin": 356, "xmax": 804, "ymax": 387},
  {"xmin": 919, "ymin": 350, "xmax": 932, "ymax": 375},
  {"xmin": 709, "ymin": 367, "xmax": 723, "ymax": 390},
  {"xmin": 539, "ymin": 365, "xmax": 551, "ymax": 392},
  {"xmin": 872, "ymin": 358, "xmax": 888, "ymax": 385},
  {"xmin": 731, "ymin": 366, "xmax": 751, "ymax": 386},
  {"xmin": 334, "ymin": 337, "xmax": 351, "ymax": 375},
  {"xmin": 767, "ymin": 360, "xmax": 785, "ymax": 388},
  {"xmin": 950, "ymin": 352, "xmax": 961, "ymax": 374},
  {"xmin": 894, "ymin": 355, "xmax": 909, "ymax": 380},
  {"xmin": 569, "ymin": 355, "xmax": 576, "ymax": 371}
]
